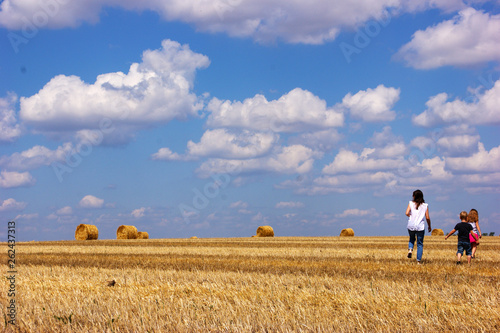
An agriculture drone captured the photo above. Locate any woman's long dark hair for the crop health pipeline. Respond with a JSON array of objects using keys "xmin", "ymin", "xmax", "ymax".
[{"xmin": 413, "ymin": 190, "xmax": 425, "ymax": 209}]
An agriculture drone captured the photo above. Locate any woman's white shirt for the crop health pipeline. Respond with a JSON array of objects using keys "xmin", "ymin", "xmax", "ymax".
[{"xmin": 407, "ymin": 201, "xmax": 428, "ymax": 231}]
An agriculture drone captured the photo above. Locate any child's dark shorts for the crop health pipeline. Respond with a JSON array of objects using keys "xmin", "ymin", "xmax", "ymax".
[{"xmin": 457, "ymin": 241, "xmax": 472, "ymax": 256}]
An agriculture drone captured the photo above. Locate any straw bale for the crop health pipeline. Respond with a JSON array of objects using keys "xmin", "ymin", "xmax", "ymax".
[
  {"xmin": 190, "ymin": 236, "xmax": 198, "ymax": 239},
  {"xmin": 137, "ymin": 231, "xmax": 149, "ymax": 239},
  {"xmin": 431, "ymin": 228, "xmax": 444, "ymax": 236},
  {"xmin": 340, "ymin": 228, "xmax": 354, "ymax": 237},
  {"xmin": 116, "ymin": 225, "xmax": 138, "ymax": 239},
  {"xmin": 256, "ymin": 226, "xmax": 274, "ymax": 237},
  {"xmin": 75, "ymin": 224, "xmax": 98, "ymax": 240}
]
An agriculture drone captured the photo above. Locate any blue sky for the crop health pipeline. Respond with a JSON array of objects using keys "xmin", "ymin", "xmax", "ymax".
[{"xmin": 1, "ymin": 0, "xmax": 499, "ymax": 241}]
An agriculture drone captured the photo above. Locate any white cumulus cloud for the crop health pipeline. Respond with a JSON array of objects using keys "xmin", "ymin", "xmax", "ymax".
[
  {"xmin": 0, "ymin": 170, "xmax": 35, "ymax": 188},
  {"xmin": 413, "ymin": 80, "xmax": 500, "ymax": 127},
  {"xmin": 0, "ymin": 0, "xmax": 440, "ymax": 45},
  {"xmin": 151, "ymin": 148, "xmax": 187, "ymax": 161},
  {"xmin": 0, "ymin": 143, "xmax": 73, "ymax": 171},
  {"xmin": 436, "ymin": 134, "xmax": 480, "ymax": 157},
  {"xmin": 196, "ymin": 145, "xmax": 322, "ymax": 177},
  {"xmin": 0, "ymin": 198, "xmax": 27, "ymax": 211},
  {"xmin": 322, "ymin": 148, "xmax": 403, "ymax": 174},
  {"xmin": 19, "ymin": 39, "xmax": 209, "ymax": 143},
  {"xmin": 341, "ymin": 85, "xmax": 400, "ymax": 122},
  {"xmin": 131, "ymin": 207, "xmax": 147, "ymax": 218},
  {"xmin": 0, "ymin": 93, "xmax": 22, "ymax": 142},
  {"xmin": 79, "ymin": 195, "xmax": 104, "ymax": 208},
  {"xmin": 56, "ymin": 206, "xmax": 73, "ymax": 215},
  {"xmin": 446, "ymin": 143, "xmax": 500, "ymax": 173},
  {"xmin": 186, "ymin": 129, "xmax": 278, "ymax": 159},
  {"xmin": 335, "ymin": 208, "xmax": 378, "ymax": 218},
  {"xmin": 207, "ymin": 88, "xmax": 344, "ymax": 132},
  {"xmin": 396, "ymin": 8, "xmax": 500, "ymax": 69}
]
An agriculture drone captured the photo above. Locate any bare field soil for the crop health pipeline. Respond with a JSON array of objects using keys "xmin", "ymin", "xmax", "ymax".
[{"xmin": 2, "ymin": 236, "xmax": 500, "ymax": 332}]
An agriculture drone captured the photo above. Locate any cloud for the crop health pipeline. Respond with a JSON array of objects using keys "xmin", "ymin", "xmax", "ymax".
[
  {"xmin": 436, "ymin": 134, "xmax": 480, "ymax": 157},
  {"xmin": 1, "ymin": 1, "xmax": 480, "ymax": 45},
  {"xmin": 413, "ymin": 80, "xmax": 500, "ymax": 127},
  {"xmin": 446, "ymin": 143, "xmax": 500, "ymax": 173},
  {"xmin": 335, "ymin": 208, "xmax": 378, "ymax": 218},
  {"xmin": 322, "ymin": 147, "xmax": 403, "ymax": 174},
  {"xmin": 289, "ymin": 129, "xmax": 343, "ymax": 152},
  {"xmin": 395, "ymin": 8, "xmax": 500, "ymax": 69},
  {"xmin": 0, "ymin": 198, "xmax": 27, "ymax": 211},
  {"xmin": 229, "ymin": 201, "xmax": 248, "ymax": 209},
  {"xmin": 56, "ymin": 206, "xmax": 73, "ymax": 215},
  {"xmin": 151, "ymin": 148, "xmax": 187, "ymax": 161},
  {"xmin": 207, "ymin": 88, "xmax": 343, "ymax": 132},
  {"xmin": 19, "ymin": 39, "xmax": 210, "ymax": 143},
  {"xmin": 275, "ymin": 201, "xmax": 304, "ymax": 209},
  {"xmin": 384, "ymin": 212, "xmax": 397, "ymax": 220},
  {"xmin": 341, "ymin": 85, "xmax": 400, "ymax": 122},
  {"xmin": 0, "ymin": 1, "xmax": 389, "ymax": 44},
  {"xmin": 229, "ymin": 201, "xmax": 252, "ymax": 214},
  {"xmin": 0, "ymin": 143, "xmax": 73, "ymax": 171},
  {"xmin": 79, "ymin": 195, "xmax": 104, "ymax": 208},
  {"xmin": 309, "ymin": 172, "xmax": 396, "ymax": 194},
  {"xmin": 187, "ymin": 129, "xmax": 278, "ymax": 159},
  {"xmin": 196, "ymin": 145, "xmax": 322, "ymax": 177},
  {"xmin": 0, "ymin": 93, "xmax": 22, "ymax": 142},
  {"xmin": 153, "ymin": 129, "xmax": 279, "ymax": 161},
  {"xmin": 14, "ymin": 213, "xmax": 38, "ymax": 220},
  {"xmin": 420, "ymin": 156, "xmax": 453, "ymax": 181},
  {"xmin": 0, "ymin": 170, "xmax": 35, "ymax": 188},
  {"xmin": 131, "ymin": 207, "xmax": 147, "ymax": 218}
]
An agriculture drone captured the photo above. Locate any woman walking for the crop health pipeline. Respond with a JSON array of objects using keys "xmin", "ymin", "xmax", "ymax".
[
  {"xmin": 468, "ymin": 209, "xmax": 481, "ymax": 259},
  {"xmin": 405, "ymin": 189, "xmax": 431, "ymax": 264}
]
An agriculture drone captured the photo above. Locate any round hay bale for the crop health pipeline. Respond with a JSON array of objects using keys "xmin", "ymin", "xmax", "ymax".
[
  {"xmin": 137, "ymin": 231, "xmax": 149, "ymax": 239},
  {"xmin": 340, "ymin": 228, "xmax": 354, "ymax": 237},
  {"xmin": 256, "ymin": 226, "xmax": 274, "ymax": 237},
  {"xmin": 190, "ymin": 236, "xmax": 198, "ymax": 239},
  {"xmin": 116, "ymin": 225, "xmax": 138, "ymax": 239},
  {"xmin": 431, "ymin": 228, "xmax": 444, "ymax": 236},
  {"xmin": 75, "ymin": 224, "xmax": 98, "ymax": 240}
]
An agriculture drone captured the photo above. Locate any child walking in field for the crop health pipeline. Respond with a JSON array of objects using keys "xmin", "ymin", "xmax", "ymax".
[
  {"xmin": 444, "ymin": 211, "xmax": 479, "ymax": 265},
  {"xmin": 468, "ymin": 209, "xmax": 481, "ymax": 259}
]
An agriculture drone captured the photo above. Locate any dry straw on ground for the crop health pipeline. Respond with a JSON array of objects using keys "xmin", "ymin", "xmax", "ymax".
[
  {"xmin": 340, "ymin": 228, "xmax": 355, "ymax": 236},
  {"xmin": 256, "ymin": 226, "xmax": 274, "ymax": 237},
  {"xmin": 137, "ymin": 231, "xmax": 149, "ymax": 239},
  {"xmin": 74, "ymin": 224, "xmax": 98, "ymax": 240},
  {"xmin": 431, "ymin": 228, "xmax": 444, "ymax": 236},
  {"xmin": 5, "ymin": 237, "xmax": 500, "ymax": 332},
  {"xmin": 116, "ymin": 225, "xmax": 138, "ymax": 239}
]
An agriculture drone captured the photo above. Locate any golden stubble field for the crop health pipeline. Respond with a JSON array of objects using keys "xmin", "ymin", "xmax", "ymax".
[{"xmin": 1, "ymin": 236, "xmax": 500, "ymax": 332}]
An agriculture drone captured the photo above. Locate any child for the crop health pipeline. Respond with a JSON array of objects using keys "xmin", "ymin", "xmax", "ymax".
[
  {"xmin": 444, "ymin": 211, "xmax": 479, "ymax": 265},
  {"xmin": 468, "ymin": 209, "xmax": 481, "ymax": 259}
]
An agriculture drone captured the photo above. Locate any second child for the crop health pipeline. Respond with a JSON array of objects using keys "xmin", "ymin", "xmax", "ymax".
[{"xmin": 444, "ymin": 211, "xmax": 479, "ymax": 265}]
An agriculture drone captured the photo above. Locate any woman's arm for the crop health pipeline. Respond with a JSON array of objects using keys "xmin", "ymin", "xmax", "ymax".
[
  {"xmin": 476, "ymin": 221, "xmax": 482, "ymax": 238},
  {"xmin": 405, "ymin": 203, "xmax": 411, "ymax": 217},
  {"xmin": 425, "ymin": 207, "xmax": 431, "ymax": 232}
]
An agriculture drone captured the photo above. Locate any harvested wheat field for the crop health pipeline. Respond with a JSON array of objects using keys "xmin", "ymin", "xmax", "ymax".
[{"xmin": 1, "ymin": 236, "xmax": 499, "ymax": 332}]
